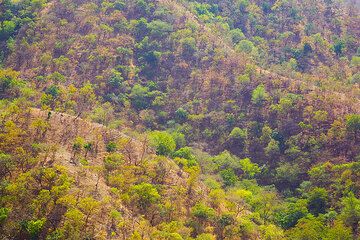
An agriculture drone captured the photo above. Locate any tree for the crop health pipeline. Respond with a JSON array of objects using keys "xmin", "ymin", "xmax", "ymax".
[
  {"xmin": 173, "ymin": 147, "xmax": 197, "ymax": 166},
  {"xmin": 106, "ymin": 141, "xmax": 117, "ymax": 152},
  {"xmin": 71, "ymin": 137, "xmax": 84, "ymax": 164},
  {"xmin": 175, "ymin": 107, "xmax": 189, "ymax": 123},
  {"xmin": 251, "ymin": 84, "xmax": 269, "ymax": 105},
  {"xmin": 239, "ymin": 158, "xmax": 260, "ymax": 178},
  {"xmin": 181, "ymin": 37, "xmax": 197, "ymax": 59},
  {"xmin": 345, "ymin": 114, "xmax": 360, "ymax": 140},
  {"xmin": 149, "ymin": 131, "xmax": 176, "ymax": 156},
  {"xmin": 104, "ymin": 153, "xmax": 124, "ymax": 171},
  {"xmin": 276, "ymin": 199, "xmax": 308, "ymax": 229},
  {"xmin": 130, "ymin": 183, "xmax": 160, "ymax": 212},
  {"xmin": 287, "ymin": 216, "xmax": 325, "ymax": 240},
  {"xmin": 307, "ymin": 188, "xmax": 328, "ymax": 216},
  {"xmin": 227, "ymin": 127, "xmax": 247, "ymax": 155},
  {"xmin": 0, "ymin": 21, "xmax": 16, "ymax": 40},
  {"xmin": 324, "ymin": 221, "xmax": 352, "ymax": 240},
  {"xmin": 229, "ymin": 28, "xmax": 245, "ymax": 44},
  {"xmin": 77, "ymin": 82, "xmax": 97, "ymax": 115},
  {"xmin": 0, "ymin": 207, "xmax": 10, "ymax": 225},
  {"xmin": 25, "ymin": 218, "xmax": 46, "ymax": 239},
  {"xmin": 340, "ymin": 192, "xmax": 360, "ymax": 234},
  {"xmin": 259, "ymin": 224, "xmax": 285, "ymax": 240},
  {"xmin": 0, "ymin": 153, "xmax": 13, "ymax": 179},
  {"xmin": 0, "ymin": 68, "xmax": 22, "ymax": 99},
  {"xmin": 83, "ymin": 142, "xmax": 92, "ymax": 159},
  {"xmin": 220, "ymin": 168, "xmax": 238, "ymax": 187},
  {"xmin": 191, "ymin": 202, "xmax": 216, "ymax": 221},
  {"xmin": 229, "ymin": 127, "xmax": 247, "ymax": 140},
  {"xmin": 236, "ymin": 40, "xmax": 256, "ymax": 54},
  {"xmin": 148, "ymin": 20, "xmax": 173, "ymax": 38},
  {"xmin": 227, "ymin": 189, "xmax": 252, "ymax": 216},
  {"xmin": 265, "ymin": 139, "xmax": 280, "ymax": 158},
  {"xmin": 78, "ymin": 197, "xmax": 100, "ymax": 228},
  {"xmin": 62, "ymin": 209, "xmax": 85, "ymax": 239},
  {"xmin": 130, "ymin": 84, "xmax": 150, "ymax": 110}
]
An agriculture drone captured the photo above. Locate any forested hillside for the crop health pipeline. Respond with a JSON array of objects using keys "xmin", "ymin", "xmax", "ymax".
[{"xmin": 0, "ymin": 0, "xmax": 359, "ymax": 239}]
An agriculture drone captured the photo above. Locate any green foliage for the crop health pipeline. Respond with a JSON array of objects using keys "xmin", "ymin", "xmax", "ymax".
[
  {"xmin": 0, "ymin": 69, "xmax": 23, "ymax": 99},
  {"xmin": 0, "ymin": 21, "xmax": 16, "ymax": 39},
  {"xmin": 195, "ymin": 233, "xmax": 216, "ymax": 240},
  {"xmin": 175, "ymin": 107, "xmax": 189, "ymax": 123},
  {"xmin": 130, "ymin": 84, "xmax": 151, "ymax": 110},
  {"xmin": 275, "ymin": 162, "xmax": 301, "ymax": 188},
  {"xmin": 149, "ymin": 131, "xmax": 176, "ymax": 156},
  {"xmin": 236, "ymin": 40, "xmax": 256, "ymax": 54},
  {"xmin": 25, "ymin": 218, "xmax": 46, "ymax": 239},
  {"xmin": 340, "ymin": 192, "xmax": 360, "ymax": 233},
  {"xmin": 148, "ymin": 20, "xmax": 173, "ymax": 38},
  {"xmin": 323, "ymin": 221, "xmax": 352, "ymax": 240},
  {"xmin": 181, "ymin": 37, "xmax": 197, "ymax": 58},
  {"xmin": 171, "ymin": 131, "xmax": 186, "ymax": 149},
  {"xmin": 307, "ymin": 187, "xmax": 328, "ymax": 216},
  {"xmin": 130, "ymin": 183, "xmax": 161, "ymax": 210},
  {"xmin": 172, "ymin": 147, "xmax": 196, "ymax": 166},
  {"xmin": 229, "ymin": 28, "xmax": 245, "ymax": 44},
  {"xmin": 0, "ymin": 0, "xmax": 359, "ymax": 239},
  {"xmin": 229, "ymin": 127, "xmax": 247, "ymax": 140},
  {"xmin": 106, "ymin": 141, "xmax": 117, "ymax": 152},
  {"xmin": 251, "ymin": 84, "xmax": 269, "ymax": 105},
  {"xmin": 345, "ymin": 114, "xmax": 360, "ymax": 138},
  {"xmin": 276, "ymin": 199, "xmax": 308, "ymax": 229},
  {"xmin": 239, "ymin": 158, "xmax": 260, "ymax": 178},
  {"xmin": 220, "ymin": 168, "xmax": 238, "ymax": 187},
  {"xmin": 191, "ymin": 203, "xmax": 216, "ymax": 221},
  {"xmin": 104, "ymin": 153, "xmax": 124, "ymax": 171},
  {"xmin": 0, "ymin": 208, "xmax": 10, "ymax": 225},
  {"xmin": 286, "ymin": 216, "xmax": 324, "ymax": 240}
]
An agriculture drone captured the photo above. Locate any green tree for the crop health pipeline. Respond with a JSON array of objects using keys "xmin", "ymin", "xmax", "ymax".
[
  {"xmin": 324, "ymin": 221, "xmax": 352, "ymax": 240},
  {"xmin": 229, "ymin": 28, "xmax": 245, "ymax": 44},
  {"xmin": 239, "ymin": 158, "xmax": 260, "ymax": 178},
  {"xmin": 276, "ymin": 199, "xmax": 308, "ymax": 229},
  {"xmin": 130, "ymin": 183, "xmax": 160, "ymax": 211},
  {"xmin": 251, "ymin": 84, "xmax": 269, "ymax": 105},
  {"xmin": 62, "ymin": 208, "xmax": 85, "ymax": 239},
  {"xmin": 0, "ymin": 21, "xmax": 16, "ymax": 39},
  {"xmin": 340, "ymin": 192, "xmax": 360, "ymax": 234},
  {"xmin": 130, "ymin": 84, "xmax": 150, "ymax": 110},
  {"xmin": 345, "ymin": 114, "xmax": 360, "ymax": 140},
  {"xmin": 236, "ymin": 40, "xmax": 256, "ymax": 54},
  {"xmin": 191, "ymin": 203, "xmax": 216, "ymax": 222},
  {"xmin": 25, "ymin": 218, "xmax": 46, "ymax": 239},
  {"xmin": 175, "ymin": 107, "xmax": 189, "ymax": 123},
  {"xmin": 220, "ymin": 168, "xmax": 238, "ymax": 187},
  {"xmin": 148, "ymin": 20, "xmax": 173, "ymax": 38},
  {"xmin": 287, "ymin": 216, "xmax": 325, "ymax": 240},
  {"xmin": 227, "ymin": 127, "xmax": 247, "ymax": 154},
  {"xmin": 149, "ymin": 131, "xmax": 176, "ymax": 156},
  {"xmin": 307, "ymin": 188, "xmax": 328, "ymax": 216}
]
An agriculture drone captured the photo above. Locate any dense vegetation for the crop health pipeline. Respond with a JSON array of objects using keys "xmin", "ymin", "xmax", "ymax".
[{"xmin": 0, "ymin": 0, "xmax": 359, "ymax": 239}]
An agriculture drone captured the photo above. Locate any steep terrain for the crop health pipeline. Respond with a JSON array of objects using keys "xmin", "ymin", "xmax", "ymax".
[{"xmin": 1, "ymin": 0, "xmax": 360, "ymax": 239}]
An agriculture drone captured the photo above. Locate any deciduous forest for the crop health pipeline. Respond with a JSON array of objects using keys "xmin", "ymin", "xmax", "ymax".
[{"xmin": 0, "ymin": 0, "xmax": 359, "ymax": 239}]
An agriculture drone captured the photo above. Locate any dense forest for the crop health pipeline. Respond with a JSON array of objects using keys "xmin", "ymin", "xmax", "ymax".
[{"xmin": 0, "ymin": 0, "xmax": 359, "ymax": 239}]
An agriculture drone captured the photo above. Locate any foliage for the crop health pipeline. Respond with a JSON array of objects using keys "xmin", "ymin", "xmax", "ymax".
[
  {"xmin": 149, "ymin": 131, "xmax": 176, "ymax": 156},
  {"xmin": 0, "ymin": 0, "xmax": 359, "ymax": 238}
]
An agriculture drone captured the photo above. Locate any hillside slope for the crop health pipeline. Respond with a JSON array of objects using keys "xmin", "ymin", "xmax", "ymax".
[{"xmin": 0, "ymin": 0, "xmax": 360, "ymax": 239}]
